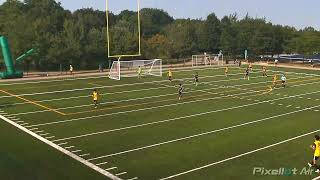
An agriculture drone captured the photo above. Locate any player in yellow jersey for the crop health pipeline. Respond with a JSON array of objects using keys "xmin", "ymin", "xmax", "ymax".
[
  {"xmin": 249, "ymin": 63, "xmax": 253, "ymax": 72},
  {"xmin": 167, "ymin": 69, "xmax": 173, "ymax": 82},
  {"xmin": 92, "ymin": 89, "xmax": 99, "ymax": 108},
  {"xmin": 272, "ymin": 74, "xmax": 277, "ymax": 88},
  {"xmin": 308, "ymin": 135, "xmax": 320, "ymax": 173},
  {"xmin": 225, "ymin": 66, "xmax": 228, "ymax": 77},
  {"xmin": 137, "ymin": 66, "xmax": 142, "ymax": 79}
]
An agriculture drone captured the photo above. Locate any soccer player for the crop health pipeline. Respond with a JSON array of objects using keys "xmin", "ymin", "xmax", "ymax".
[
  {"xmin": 281, "ymin": 74, "xmax": 286, "ymax": 88},
  {"xmin": 69, "ymin": 64, "xmax": 73, "ymax": 75},
  {"xmin": 225, "ymin": 66, "xmax": 229, "ymax": 77},
  {"xmin": 308, "ymin": 135, "xmax": 320, "ymax": 173},
  {"xmin": 262, "ymin": 66, "xmax": 268, "ymax": 77},
  {"xmin": 92, "ymin": 89, "xmax": 99, "ymax": 108},
  {"xmin": 272, "ymin": 74, "xmax": 277, "ymax": 88},
  {"xmin": 194, "ymin": 72, "xmax": 199, "ymax": 86},
  {"xmin": 168, "ymin": 69, "xmax": 173, "ymax": 82},
  {"xmin": 244, "ymin": 68, "xmax": 249, "ymax": 80},
  {"xmin": 137, "ymin": 66, "xmax": 142, "ymax": 79},
  {"xmin": 178, "ymin": 83, "xmax": 184, "ymax": 100},
  {"xmin": 249, "ymin": 63, "xmax": 253, "ymax": 72},
  {"xmin": 238, "ymin": 60, "xmax": 242, "ymax": 68}
]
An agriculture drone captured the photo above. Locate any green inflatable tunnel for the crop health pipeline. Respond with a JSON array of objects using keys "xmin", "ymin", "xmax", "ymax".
[{"xmin": 0, "ymin": 36, "xmax": 23, "ymax": 79}]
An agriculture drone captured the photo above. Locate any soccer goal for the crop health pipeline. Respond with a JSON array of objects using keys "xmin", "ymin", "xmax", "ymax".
[
  {"xmin": 109, "ymin": 59, "xmax": 162, "ymax": 80},
  {"xmin": 192, "ymin": 52, "xmax": 224, "ymax": 67}
]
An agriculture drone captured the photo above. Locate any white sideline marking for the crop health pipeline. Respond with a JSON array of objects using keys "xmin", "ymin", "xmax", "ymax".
[
  {"xmin": 87, "ymin": 105, "xmax": 320, "ymax": 161},
  {"xmin": 116, "ymin": 172, "xmax": 127, "ymax": 176},
  {"xmin": 105, "ymin": 167, "xmax": 117, "ymax": 171},
  {"xmin": 0, "ymin": 114, "xmax": 122, "ymax": 180},
  {"xmin": 159, "ymin": 129, "xmax": 320, "ymax": 180},
  {"xmin": 56, "ymin": 142, "xmax": 68, "ymax": 146},
  {"xmin": 47, "ymin": 90, "xmax": 320, "ymax": 136},
  {"xmin": 96, "ymin": 161, "xmax": 109, "ymax": 166}
]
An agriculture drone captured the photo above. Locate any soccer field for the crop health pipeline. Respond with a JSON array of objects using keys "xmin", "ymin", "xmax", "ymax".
[{"xmin": 1, "ymin": 65, "xmax": 320, "ymax": 180}]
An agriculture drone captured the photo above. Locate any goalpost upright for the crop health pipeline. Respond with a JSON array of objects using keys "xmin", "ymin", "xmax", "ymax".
[{"xmin": 106, "ymin": 0, "xmax": 162, "ymax": 80}]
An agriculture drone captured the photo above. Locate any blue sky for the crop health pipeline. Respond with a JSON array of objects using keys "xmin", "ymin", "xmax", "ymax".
[{"xmin": 1, "ymin": 0, "xmax": 319, "ymax": 30}]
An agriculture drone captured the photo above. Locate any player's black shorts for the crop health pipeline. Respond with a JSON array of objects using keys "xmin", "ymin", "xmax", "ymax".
[
  {"xmin": 314, "ymin": 156, "xmax": 319, "ymax": 161},
  {"xmin": 282, "ymin": 80, "xmax": 286, "ymax": 83},
  {"xmin": 169, "ymin": 76, "xmax": 172, "ymax": 80},
  {"xmin": 195, "ymin": 79, "xmax": 198, "ymax": 82},
  {"xmin": 179, "ymin": 92, "xmax": 182, "ymax": 96}
]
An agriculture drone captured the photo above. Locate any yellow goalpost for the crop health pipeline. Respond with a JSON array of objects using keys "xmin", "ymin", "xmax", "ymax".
[{"xmin": 105, "ymin": 0, "xmax": 141, "ymax": 58}]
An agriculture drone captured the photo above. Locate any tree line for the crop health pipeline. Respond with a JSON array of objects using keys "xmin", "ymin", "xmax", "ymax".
[{"xmin": 0, "ymin": 0, "xmax": 319, "ymax": 71}]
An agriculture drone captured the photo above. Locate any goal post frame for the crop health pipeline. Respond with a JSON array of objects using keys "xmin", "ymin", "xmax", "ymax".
[{"xmin": 106, "ymin": 0, "xmax": 141, "ymax": 58}]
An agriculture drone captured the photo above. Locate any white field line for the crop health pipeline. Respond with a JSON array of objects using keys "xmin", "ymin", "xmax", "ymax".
[
  {"xmin": 313, "ymin": 175, "xmax": 320, "ymax": 180},
  {"xmin": 57, "ymin": 142, "xmax": 68, "ymax": 146},
  {"xmin": 0, "ymin": 114, "xmax": 122, "ymax": 180},
  {"xmin": 105, "ymin": 167, "xmax": 117, "ymax": 171},
  {"xmin": 26, "ymin": 90, "xmax": 262, "ymax": 129},
  {"xmin": 127, "ymin": 177, "xmax": 138, "ymax": 180},
  {"xmin": 27, "ymin": 86, "xmax": 320, "ymax": 129},
  {"xmin": 10, "ymin": 74, "xmax": 310, "ymax": 117},
  {"xmin": 11, "ymin": 75, "xmax": 285, "ymax": 116},
  {"xmin": 0, "ymin": 72, "xmax": 276, "ymax": 109},
  {"xmin": 96, "ymin": 161, "xmax": 109, "ymax": 166},
  {"xmin": 0, "ymin": 70, "xmax": 263, "ymax": 99},
  {"xmin": 0, "ymin": 75, "xmax": 108, "ymax": 86},
  {"xmin": 87, "ymin": 105, "xmax": 320, "ymax": 161},
  {"xmin": 79, "ymin": 153, "xmax": 90, "ymax": 157},
  {"xmin": 53, "ymin": 90, "xmax": 320, "ymax": 143},
  {"xmin": 116, "ymin": 172, "xmax": 127, "ymax": 176},
  {"xmin": 159, "ymin": 129, "xmax": 320, "ymax": 180}
]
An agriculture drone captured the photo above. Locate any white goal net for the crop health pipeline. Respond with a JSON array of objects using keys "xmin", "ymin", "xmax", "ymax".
[
  {"xmin": 192, "ymin": 52, "xmax": 224, "ymax": 67},
  {"xmin": 109, "ymin": 59, "xmax": 162, "ymax": 80}
]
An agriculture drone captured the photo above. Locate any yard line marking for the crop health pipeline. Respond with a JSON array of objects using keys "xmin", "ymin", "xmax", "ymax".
[
  {"xmin": 11, "ymin": 76, "xmax": 284, "ymax": 116},
  {"xmin": 71, "ymin": 150, "xmax": 82, "ymax": 153},
  {"xmin": 20, "ymin": 123, "xmax": 29, "ymax": 126},
  {"xmin": 96, "ymin": 161, "xmax": 109, "ymax": 166},
  {"xmin": 39, "ymin": 133, "xmax": 50, "ymax": 136},
  {"xmin": 296, "ymin": 107, "xmax": 301, "ymax": 109},
  {"xmin": 87, "ymin": 105, "xmax": 320, "ymax": 161},
  {"xmin": 56, "ymin": 142, "xmax": 68, "ymax": 146},
  {"xmin": 65, "ymin": 146, "xmax": 75, "ymax": 149},
  {"xmin": 278, "ymin": 104, "xmax": 283, "ymax": 106},
  {"xmin": 127, "ymin": 177, "xmax": 138, "ymax": 180},
  {"xmin": 0, "ymin": 89, "xmax": 66, "ymax": 116},
  {"xmin": 116, "ymin": 172, "xmax": 127, "ymax": 176},
  {"xmin": 105, "ymin": 167, "xmax": 117, "ymax": 171},
  {"xmin": 286, "ymin": 105, "xmax": 292, "ymax": 107},
  {"xmin": 0, "ymin": 75, "xmax": 108, "ymax": 86},
  {"xmin": 79, "ymin": 153, "xmax": 90, "ymax": 157},
  {"xmin": 159, "ymin": 129, "xmax": 320, "ymax": 180},
  {"xmin": 37, "ymin": 90, "xmax": 320, "ymax": 130},
  {"xmin": 0, "ymin": 114, "xmax": 121, "ymax": 180},
  {"xmin": 45, "ymin": 136, "xmax": 55, "ymax": 139},
  {"xmin": 29, "ymin": 128, "xmax": 38, "ymax": 131},
  {"xmin": 35, "ymin": 130, "xmax": 44, "ymax": 133},
  {"xmin": 0, "ymin": 71, "xmax": 253, "ymax": 98},
  {"xmin": 17, "ymin": 121, "xmax": 24, "ymax": 123},
  {"xmin": 33, "ymin": 90, "xmax": 264, "ymax": 129}
]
